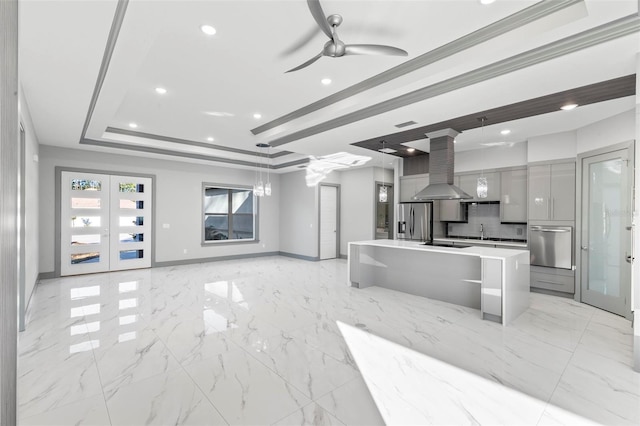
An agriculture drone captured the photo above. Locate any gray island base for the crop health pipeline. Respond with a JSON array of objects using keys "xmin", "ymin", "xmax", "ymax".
[{"xmin": 348, "ymin": 240, "xmax": 530, "ymax": 325}]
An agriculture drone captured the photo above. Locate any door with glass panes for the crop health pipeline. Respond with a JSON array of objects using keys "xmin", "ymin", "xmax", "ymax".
[{"xmin": 61, "ymin": 172, "xmax": 152, "ymax": 276}]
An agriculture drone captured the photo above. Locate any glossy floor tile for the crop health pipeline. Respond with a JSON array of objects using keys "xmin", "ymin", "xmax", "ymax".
[{"xmin": 17, "ymin": 256, "xmax": 639, "ymax": 425}]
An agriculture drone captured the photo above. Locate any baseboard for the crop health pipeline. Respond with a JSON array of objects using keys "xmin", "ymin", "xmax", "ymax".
[
  {"xmin": 277, "ymin": 252, "xmax": 320, "ymax": 262},
  {"xmin": 37, "ymin": 271, "xmax": 57, "ymax": 280},
  {"xmin": 530, "ymin": 287, "xmax": 574, "ymax": 298},
  {"xmin": 154, "ymin": 251, "xmax": 281, "ymax": 268}
]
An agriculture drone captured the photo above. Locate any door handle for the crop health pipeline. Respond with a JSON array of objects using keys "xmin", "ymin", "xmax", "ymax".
[
  {"xmin": 581, "ymin": 246, "xmax": 588, "ymax": 251},
  {"xmin": 626, "ymin": 254, "xmax": 634, "ymax": 263}
]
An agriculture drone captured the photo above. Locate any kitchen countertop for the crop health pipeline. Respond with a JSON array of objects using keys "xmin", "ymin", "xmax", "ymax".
[
  {"xmin": 434, "ymin": 237, "xmax": 528, "ymax": 248},
  {"xmin": 349, "ymin": 239, "xmax": 528, "ymax": 259}
]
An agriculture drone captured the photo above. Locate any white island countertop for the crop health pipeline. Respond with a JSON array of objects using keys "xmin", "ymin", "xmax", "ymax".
[{"xmin": 349, "ymin": 239, "xmax": 528, "ymax": 260}]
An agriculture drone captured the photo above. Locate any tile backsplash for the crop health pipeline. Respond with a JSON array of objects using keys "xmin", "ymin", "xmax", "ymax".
[{"xmin": 447, "ymin": 203, "xmax": 526, "ymax": 241}]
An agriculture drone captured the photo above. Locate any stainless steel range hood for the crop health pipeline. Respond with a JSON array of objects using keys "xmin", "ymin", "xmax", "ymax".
[{"xmin": 412, "ymin": 129, "xmax": 472, "ymax": 200}]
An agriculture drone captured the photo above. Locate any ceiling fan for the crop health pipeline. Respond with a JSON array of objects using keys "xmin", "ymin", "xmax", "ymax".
[{"xmin": 286, "ymin": 0, "xmax": 408, "ymax": 73}]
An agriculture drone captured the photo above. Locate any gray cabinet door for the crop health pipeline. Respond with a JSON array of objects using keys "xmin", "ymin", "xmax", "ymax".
[
  {"xmin": 550, "ymin": 162, "xmax": 575, "ymax": 220},
  {"xmin": 528, "ymin": 165, "xmax": 551, "ymax": 220},
  {"xmin": 439, "ymin": 200, "xmax": 464, "ymax": 221},
  {"xmin": 458, "ymin": 172, "xmax": 500, "ymax": 201},
  {"xmin": 500, "ymin": 168, "xmax": 527, "ymax": 223}
]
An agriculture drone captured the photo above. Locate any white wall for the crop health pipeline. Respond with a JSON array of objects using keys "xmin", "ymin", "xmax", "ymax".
[
  {"xmin": 18, "ymin": 90, "xmax": 39, "ymax": 307},
  {"xmin": 576, "ymin": 109, "xmax": 636, "ymax": 153},
  {"xmin": 340, "ymin": 167, "xmax": 377, "ymax": 256},
  {"xmin": 39, "ymin": 145, "xmax": 280, "ymax": 274},
  {"xmin": 456, "ymin": 141, "xmax": 528, "ymax": 172},
  {"xmin": 279, "ymin": 170, "xmax": 318, "ymax": 258},
  {"xmin": 527, "ymin": 130, "xmax": 577, "ymax": 163}
]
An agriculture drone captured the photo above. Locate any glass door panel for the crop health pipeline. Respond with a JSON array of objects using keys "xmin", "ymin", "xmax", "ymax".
[
  {"xmin": 109, "ymin": 176, "xmax": 152, "ymax": 271},
  {"xmin": 61, "ymin": 172, "xmax": 110, "ymax": 275},
  {"xmin": 581, "ymin": 149, "xmax": 632, "ymax": 317}
]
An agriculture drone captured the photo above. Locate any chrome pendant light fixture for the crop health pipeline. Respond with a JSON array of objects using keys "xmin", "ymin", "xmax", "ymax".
[
  {"xmin": 477, "ymin": 117, "xmax": 488, "ymax": 199},
  {"xmin": 379, "ymin": 140, "xmax": 388, "ymax": 203},
  {"xmin": 254, "ymin": 143, "xmax": 271, "ymax": 197}
]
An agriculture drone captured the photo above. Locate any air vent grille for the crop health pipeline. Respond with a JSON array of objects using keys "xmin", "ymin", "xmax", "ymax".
[{"xmin": 395, "ymin": 120, "xmax": 417, "ymax": 128}]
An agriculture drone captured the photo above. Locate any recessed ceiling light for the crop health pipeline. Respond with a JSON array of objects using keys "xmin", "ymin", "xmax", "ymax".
[
  {"xmin": 479, "ymin": 0, "xmax": 496, "ymax": 4},
  {"xmin": 454, "ymin": 139, "xmax": 457, "ymax": 144},
  {"xmin": 203, "ymin": 111, "xmax": 235, "ymax": 117},
  {"xmin": 406, "ymin": 148, "xmax": 415, "ymax": 153},
  {"xmin": 500, "ymin": 129, "xmax": 511, "ymax": 135},
  {"xmin": 253, "ymin": 113, "xmax": 262, "ymax": 119},
  {"xmin": 561, "ymin": 103, "xmax": 578, "ymax": 111},
  {"xmin": 201, "ymin": 25, "xmax": 216, "ymax": 35},
  {"xmin": 128, "ymin": 122, "xmax": 138, "ymax": 129},
  {"xmin": 155, "ymin": 87, "xmax": 167, "ymax": 95},
  {"xmin": 207, "ymin": 137, "xmax": 214, "ymax": 142},
  {"xmin": 321, "ymin": 78, "xmax": 332, "ymax": 85}
]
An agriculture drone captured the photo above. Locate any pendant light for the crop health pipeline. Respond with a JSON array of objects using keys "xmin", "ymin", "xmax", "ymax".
[
  {"xmin": 254, "ymin": 143, "xmax": 271, "ymax": 197},
  {"xmin": 379, "ymin": 140, "xmax": 388, "ymax": 203},
  {"xmin": 477, "ymin": 117, "xmax": 488, "ymax": 199},
  {"xmin": 264, "ymin": 144, "xmax": 272, "ymax": 196}
]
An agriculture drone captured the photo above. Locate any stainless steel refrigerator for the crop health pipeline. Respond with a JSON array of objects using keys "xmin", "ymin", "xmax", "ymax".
[{"xmin": 397, "ymin": 202, "xmax": 433, "ymax": 242}]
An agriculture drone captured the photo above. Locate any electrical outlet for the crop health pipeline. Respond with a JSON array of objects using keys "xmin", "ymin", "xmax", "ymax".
[
  {"xmin": 183, "ymin": 248, "xmax": 188, "ymax": 254},
  {"xmin": 516, "ymin": 227, "xmax": 523, "ymax": 236}
]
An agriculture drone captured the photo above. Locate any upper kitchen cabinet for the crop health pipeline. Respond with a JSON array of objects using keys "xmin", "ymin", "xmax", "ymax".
[
  {"xmin": 500, "ymin": 168, "xmax": 527, "ymax": 223},
  {"xmin": 400, "ymin": 174, "xmax": 428, "ymax": 202},
  {"xmin": 528, "ymin": 162, "xmax": 575, "ymax": 221},
  {"xmin": 458, "ymin": 172, "xmax": 501, "ymax": 201}
]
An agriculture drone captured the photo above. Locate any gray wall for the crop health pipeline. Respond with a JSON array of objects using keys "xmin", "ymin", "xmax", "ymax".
[
  {"xmin": 279, "ymin": 170, "xmax": 319, "ymax": 258},
  {"xmin": 1, "ymin": 0, "xmax": 19, "ymax": 422},
  {"xmin": 19, "ymin": 90, "xmax": 40, "ymax": 311},
  {"xmin": 340, "ymin": 167, "xmax": 392, "ymax": 256},
  {"xmin": 39, "ymin": 145, "xmax": 280, "ymax": 274}
]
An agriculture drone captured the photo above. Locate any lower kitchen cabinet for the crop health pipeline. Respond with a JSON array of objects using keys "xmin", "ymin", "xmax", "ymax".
[{"xmin": 530, "ymin": 266, "xmax": 575, "ymax": 294}]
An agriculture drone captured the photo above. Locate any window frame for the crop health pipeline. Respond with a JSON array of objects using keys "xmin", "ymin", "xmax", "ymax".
[{"xmin": 201, "ymin": 183, "xmax": 258, "ymax": 245}]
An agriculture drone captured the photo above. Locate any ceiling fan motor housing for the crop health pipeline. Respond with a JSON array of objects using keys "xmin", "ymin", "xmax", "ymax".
[{"xmin": 324, "ymin": 39, "xmax": 346, "ymax": 57}]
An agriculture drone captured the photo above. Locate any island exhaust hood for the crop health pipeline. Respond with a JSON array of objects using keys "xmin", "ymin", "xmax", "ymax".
[{"xmin": 413, "ymin": 129, "xmax": 472, "ymax": 201}]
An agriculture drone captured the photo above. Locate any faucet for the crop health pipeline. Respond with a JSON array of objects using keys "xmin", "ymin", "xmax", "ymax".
[{"xmin": 480, "ymin": 223, "xmax": 484, "ymax": 240}]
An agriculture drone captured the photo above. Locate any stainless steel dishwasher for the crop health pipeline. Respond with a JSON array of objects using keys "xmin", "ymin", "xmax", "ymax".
[{"xmin": 529, "ymin": 225, "xmax": 573, "ymax": 270}]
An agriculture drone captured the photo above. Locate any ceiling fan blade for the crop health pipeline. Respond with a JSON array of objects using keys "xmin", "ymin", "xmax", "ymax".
[
  {"xmin": 285, "ymin": 51, "xmax": 324, "ymax": 73},
  {"xmin": 280, "ymin": 26, "xmax": 321, "ymax": 57},
  {"xmin": 344, "ymin": 44, "xmax": 408, "ymax": 57},
  {"xmin": 307, "ymin": 0, "xmax": 333, "ymax": 39}
]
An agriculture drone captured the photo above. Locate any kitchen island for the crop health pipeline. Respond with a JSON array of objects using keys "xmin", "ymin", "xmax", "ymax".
[{"xmin": 348, "ymin": 239, "xmax": 530, "ymax": 325}]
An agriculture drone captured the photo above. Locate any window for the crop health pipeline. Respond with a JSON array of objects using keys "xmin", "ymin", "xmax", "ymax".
[{"xmin": 203, "ymin": 185, "xmax": 256, "ymax": 243}]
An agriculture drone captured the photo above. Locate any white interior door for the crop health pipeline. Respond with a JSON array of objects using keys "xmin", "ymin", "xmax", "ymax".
[
  {"xmin": 581, "ymin": 149, "xmax": 632, "ymax": 318},
  {"xmin": 320, "ymin": 185, "xmax": 338, "ymax": 260},
  {"xmin": 61, "ymin": 172, "xmax": 152, "ymax": 276}
]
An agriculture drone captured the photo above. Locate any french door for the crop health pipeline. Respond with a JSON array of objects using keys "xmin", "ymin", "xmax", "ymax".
[
  {"xmin": 61, "ymin": 172, "xmax": 152, "ymax": 276},
  {"xmin": 580, "ymin": 149, "xmax": 632, "ymax": 318}
]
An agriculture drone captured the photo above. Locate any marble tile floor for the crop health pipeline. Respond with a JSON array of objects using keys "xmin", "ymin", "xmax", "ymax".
[{"xmin": 17, "ymin": 256, "xmax": 639, "ymax": 425}]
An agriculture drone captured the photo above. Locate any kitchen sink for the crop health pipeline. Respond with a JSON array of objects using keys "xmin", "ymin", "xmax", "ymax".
[{"xmin": 422, "ymin": 242, "xmax": 471, "ymax": 248}]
